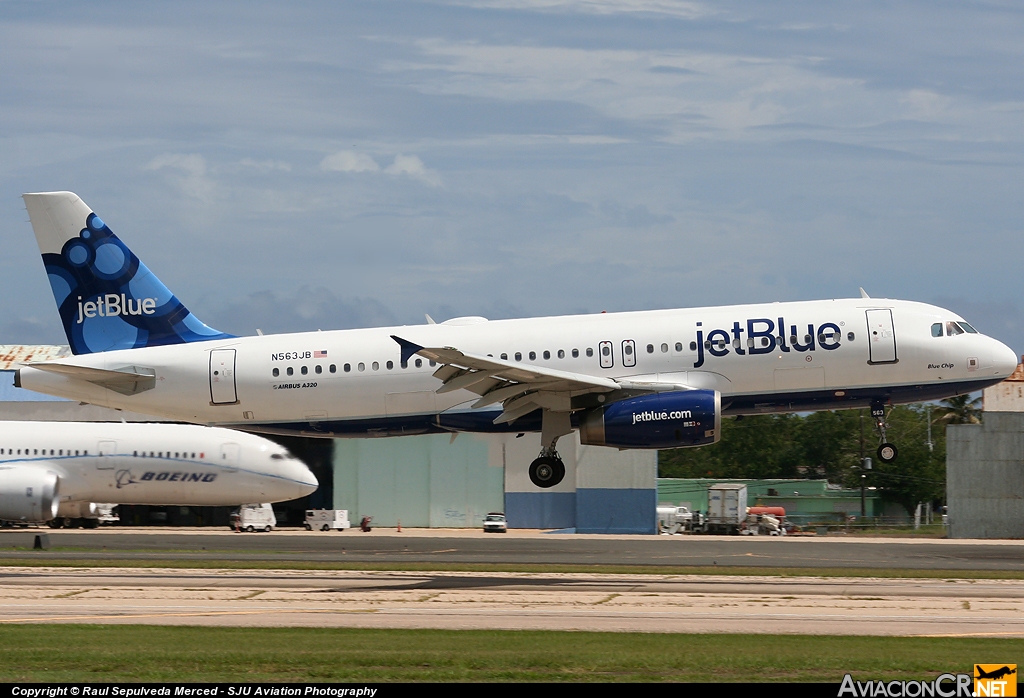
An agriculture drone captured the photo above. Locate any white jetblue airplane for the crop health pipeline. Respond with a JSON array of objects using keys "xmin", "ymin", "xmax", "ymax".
[
  {"xmin": 14, "ymin": 192, "xmax": 1019, "ymax": 489},
  {"xmin": 0, "ymin": 420, "xmax": 318, "ymax": 526}
]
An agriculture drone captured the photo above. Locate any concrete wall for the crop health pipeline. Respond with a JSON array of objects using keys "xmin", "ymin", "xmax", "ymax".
[
  {"xmin": 503, "ymin": 432, "xmax": 577, "ymax": 529},
  {"xmin": 333, "ymin": 433, "xmax": 505, "ymax": 528},
  {"xmin": 332, "ymin": 430, "xmax": 658, "ymax": 533},
  {"xmin": 947, "ymin": 412, "xmax": 1024, "ymax": 539},
  {"xmin": 576, "ymin": 443, "xmax": 656, "ymax": 534}
]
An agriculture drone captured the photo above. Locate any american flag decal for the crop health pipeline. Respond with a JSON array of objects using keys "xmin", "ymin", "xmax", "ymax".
[{"xmin": 314, "ymin": 350, "xmax": 328, "ymax": 358}]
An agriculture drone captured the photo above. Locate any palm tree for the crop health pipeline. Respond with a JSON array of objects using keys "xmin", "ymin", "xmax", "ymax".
[{"xmin": 933, "ymin": 394, "xmax": 982, "ymax": 425}]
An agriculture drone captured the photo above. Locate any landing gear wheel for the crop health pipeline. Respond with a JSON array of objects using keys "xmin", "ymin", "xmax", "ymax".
[
  {"xmin": 877, "ymin": 442, "xmax": 898, "ymax": 463},
  {"xmin": 529, "ymin": 456, "xmax": 565, "ymax": 488}
]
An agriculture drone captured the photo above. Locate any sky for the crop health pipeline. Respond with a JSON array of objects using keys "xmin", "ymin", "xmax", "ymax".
[{"xmin": 1, "ymin": 0, "xmax": 1022, "ymax": 357}]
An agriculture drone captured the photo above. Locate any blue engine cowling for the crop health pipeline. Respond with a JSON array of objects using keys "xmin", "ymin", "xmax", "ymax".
[{"xmin": 579, "ymin": 390, "xmax": 721, "ymax": 449}]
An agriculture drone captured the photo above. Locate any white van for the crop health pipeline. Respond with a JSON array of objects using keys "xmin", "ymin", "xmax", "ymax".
[
  {"xmin": 232, "ymin": 503, "xmax": 277, "ymax": 532},
  {"xmin": 305, "ymin": 509, "xmax": 350, "ymax": 531}
]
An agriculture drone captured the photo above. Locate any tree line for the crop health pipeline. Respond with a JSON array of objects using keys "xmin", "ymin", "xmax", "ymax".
[{"xmin": 657, "ymin": 397, "xmax": 981, "ymax": 515}]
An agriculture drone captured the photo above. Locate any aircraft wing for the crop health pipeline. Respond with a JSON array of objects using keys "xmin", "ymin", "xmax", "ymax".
[
  {"xmin": 25, "ymin": 363, "xmax": 156, "ymax": 396},
  {"xmin": 392, "ymin": 336, "xmax": 690, "ymax": 424}
]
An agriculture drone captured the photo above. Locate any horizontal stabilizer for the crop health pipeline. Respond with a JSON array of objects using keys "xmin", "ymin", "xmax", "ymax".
[{"xmin": 26, "ymin": 362, "xmax": 156, "ymax": 396}]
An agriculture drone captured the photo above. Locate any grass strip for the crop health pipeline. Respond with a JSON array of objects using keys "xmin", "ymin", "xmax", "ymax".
[
  {"xmin": 0, "ymin": 625, "xmax": 1017, "ymax": 682},
  {"xmin": 2, "ymin": 557, "xmax": 1024, "ymax": 579}
]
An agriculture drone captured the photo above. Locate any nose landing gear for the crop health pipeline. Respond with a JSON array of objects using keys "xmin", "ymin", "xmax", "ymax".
[{"xmin": 872, "ymin": 401, "xmax": 899, "ymax": 463}]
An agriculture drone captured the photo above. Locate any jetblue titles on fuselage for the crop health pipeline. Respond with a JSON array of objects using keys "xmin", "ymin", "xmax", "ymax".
[{"xmin": 693, "ymin": 317, "xmax": 843, "ymax": 368}]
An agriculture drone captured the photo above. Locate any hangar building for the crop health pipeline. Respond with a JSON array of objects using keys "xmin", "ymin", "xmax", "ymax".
[{"xmin": 946, "ymin": 356, "xmax": 1024, "ymax": 539}]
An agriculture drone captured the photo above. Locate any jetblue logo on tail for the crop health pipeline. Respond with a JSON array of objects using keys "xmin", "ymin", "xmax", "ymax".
[
  {"xmin": 76, "ymin": 294, "xmax": 158, "ymax": 323},
  {"xmin": 41, "ymin": 210, "xmax": 233, "ymax": 354}
]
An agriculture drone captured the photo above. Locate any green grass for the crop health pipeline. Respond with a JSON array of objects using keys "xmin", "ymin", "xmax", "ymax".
[
  {"xmin": 2, "ymin": 557, "xmax": 1024, "ymax": 579},
  {"xmin": 0, "ymin": 625, "xmax": 1016, "ymax": 682}
]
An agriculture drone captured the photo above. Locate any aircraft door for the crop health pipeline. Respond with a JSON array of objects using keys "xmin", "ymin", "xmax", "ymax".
[
  {"xmin": 866, "ymin": 309, "xmax": 898, "ymax": 364},
  {"xmin": 210, "ymin": 349, "xmax": 238, "ymax": 404},
  {"xmin": 598, "ymin": 341, "xmax": 614, "ymax": 369},
  {"xmin": 96, "ymin": 440, "xmax": 117, "ymax": 470},
  {"xmin": 622, "ymin": 339, "xmax": 636, "ymax": 368},
  {"xmin": 219, "ymin": 442, "xmax": 239, "ymax": 472}
]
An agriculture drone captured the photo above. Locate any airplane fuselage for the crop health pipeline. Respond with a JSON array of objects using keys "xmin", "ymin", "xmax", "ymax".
[
  {"xmin": 16, "ymin": 298, "xmax": 1018, "ymax": 438},
  {"xmin": 0, "ymin": 421, "xmax": 317, "ymax": 518}
]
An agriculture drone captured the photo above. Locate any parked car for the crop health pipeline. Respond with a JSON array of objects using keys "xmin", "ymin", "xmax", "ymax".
[{"xmin": 483, "ymin": 512, "xmax": 507, "ymax": 533}]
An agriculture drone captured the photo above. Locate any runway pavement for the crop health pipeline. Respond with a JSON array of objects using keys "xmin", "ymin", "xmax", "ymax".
[
  {"xmin": 1, "ymin": 566, "xmax": 1022, "ymax": 636},
  {"xmin": 1, "ymin": 527, "xmax": 1023, "ymax": 571}
]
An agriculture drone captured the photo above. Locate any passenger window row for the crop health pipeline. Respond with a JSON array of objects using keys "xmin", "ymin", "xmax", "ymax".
[
  {"xmin": 131, "ymin": 451, "xmax": 198, "ymax": 459},
  {"xmin": 1, "ymin": 448, "xmax": 87, "ymax": 456},
  {"xmin": 272, "ymin": 359, "xmax": 437, "ymax": 378}
]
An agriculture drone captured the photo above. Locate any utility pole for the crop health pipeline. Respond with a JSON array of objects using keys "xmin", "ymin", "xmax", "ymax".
[
  {"xmin": 861, "ymin": 457, "xmax": 871, "ymax": 519},
  {"xmin": 860, "ymin": 410, "xmax": 866, "ymax": 519}
]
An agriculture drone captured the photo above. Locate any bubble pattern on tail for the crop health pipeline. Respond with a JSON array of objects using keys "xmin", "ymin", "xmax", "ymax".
[{"xmin": 43, "ymin": 213, "xmax": 233, "ymax": 354}]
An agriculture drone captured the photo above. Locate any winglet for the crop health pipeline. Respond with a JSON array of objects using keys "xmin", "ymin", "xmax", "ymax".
[
  {"xmin": 859, "ymin": 287, "xmax": 871, "ymax": 299},
  {"xmin": 391, "ymin": 335, "xmax": 424, "ymax": 365}
]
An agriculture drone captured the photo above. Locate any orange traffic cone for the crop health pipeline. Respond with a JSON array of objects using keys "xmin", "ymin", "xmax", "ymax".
[{"xmin": 397, "ymin": 519, "xmax": 402, "ymax": 533}]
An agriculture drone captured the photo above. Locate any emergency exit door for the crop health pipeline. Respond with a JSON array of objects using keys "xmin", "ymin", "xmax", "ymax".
[
  {"xmin": 210, "ymin": 349, "xmax": 238, "ymax": 404},
  {"xmin": 866, "ymin": 309, "xmax": 898, "ymax": 364}
]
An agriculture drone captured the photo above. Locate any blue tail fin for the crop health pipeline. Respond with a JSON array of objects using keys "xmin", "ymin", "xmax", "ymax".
[{"xmin": 23, "ymin": 192, "xmax": 234, "ymax": 355}]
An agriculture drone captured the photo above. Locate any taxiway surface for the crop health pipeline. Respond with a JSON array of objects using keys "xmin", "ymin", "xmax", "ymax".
[
  {"xmin": 0, "ymin": 566, "xmax": 1021, "ymax": 636},
  {"xmin": 2, "ymin": 528, "xmax": 1023, "ymax": 571}
]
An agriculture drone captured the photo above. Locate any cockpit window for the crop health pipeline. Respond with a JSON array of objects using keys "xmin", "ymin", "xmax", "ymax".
[
  {"xmin": 271, "ymin": 452, "xmax": 295, "ymax": 460},
  {"xmin": 931, "ymin": 323, "xmax": 942, "ymax": 337},
  {"xmin": 946, "ymin": 321, "xmax": 964, "ymax": 336},
  {"xmin": 959, "ymin": 321, "xmax": 978, "ymax": 333}
]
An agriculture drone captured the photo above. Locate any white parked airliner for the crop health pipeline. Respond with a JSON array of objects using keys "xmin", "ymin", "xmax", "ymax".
[
  {"xmin": 0, "ymin": 421, "xmax": 318, "ymax": 526},
  {"xmin": 14, "ymin": 192, "xmax": 1019, "ymax": 488}
]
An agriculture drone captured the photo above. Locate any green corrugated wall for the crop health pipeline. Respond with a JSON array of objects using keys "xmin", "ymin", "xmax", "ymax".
[{"xmin": 332, "ymin": 434, "xmax": 504, "ymax": 527}]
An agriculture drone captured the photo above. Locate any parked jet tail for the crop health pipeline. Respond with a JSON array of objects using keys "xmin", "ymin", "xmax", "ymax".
[{"xmin": 23, "ymin": 191, "xmax": 233, "ymax": 355}]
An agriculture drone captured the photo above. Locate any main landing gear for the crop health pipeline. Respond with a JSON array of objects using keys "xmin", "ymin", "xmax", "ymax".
[
  {"xmin": 871, "ymin": 401, "xmax": 899, "ymax": 463},
  {"xmin": 529, "ymin": 447, "xmax": 565, "ymax": 489},
  {"xmin": 529, "ymin": 409, "xmax": 572, "ymax": 488}
]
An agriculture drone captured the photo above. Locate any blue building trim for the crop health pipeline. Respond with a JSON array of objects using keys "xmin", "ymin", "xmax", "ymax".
[
  {"xmin": 576, "ymin": 488, "xmax": 657, "ymax": 534},
  {"xmin": 505, "ymin": 491, "xmax": 575, "ymax": 529}
]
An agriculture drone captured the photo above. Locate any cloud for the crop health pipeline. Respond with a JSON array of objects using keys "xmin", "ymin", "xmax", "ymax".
[
  {"xmin": 384, "ymin": 154, "xmax": 442, "ymax": 187},
  {"xmin": 320, "ymin": 151, "xmax": 442, "ymax": 186},
  {"xmin": 320, "ymin": 151, "xmax": 381, "ymax": 173},
  {"xmin": 144, "ymin": 153, "xmax": 215, "ymax": 202}
]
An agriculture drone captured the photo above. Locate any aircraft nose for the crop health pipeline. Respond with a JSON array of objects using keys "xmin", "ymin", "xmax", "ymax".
[
  {"xmin": 292, "ymin": 464, "xmax": 319, "ymax": 499},
  {"xmin": 993, "ymin": 341, "xmax": 1020, "ymax": 379}
]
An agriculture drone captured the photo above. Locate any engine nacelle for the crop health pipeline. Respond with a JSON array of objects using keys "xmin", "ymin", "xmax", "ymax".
[
  {"xmin": 579, "ymin": 389, "xmax": 721, "ymax": 449},
  {"xmin": 0, "ymin": 466, "xmax": 60, "ymax": 522}
]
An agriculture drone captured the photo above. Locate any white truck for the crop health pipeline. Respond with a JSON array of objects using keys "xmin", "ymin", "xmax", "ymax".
[
  {"xmin": 231, "ymin": 503, "xmax": 277, "ymax": 532},
  {"xmin": 657, "ymin": 505, "xmax": 694, "ymax": 534},
  {"xmin": 706, "ymin": 484, "xmax": 747, "ymax": 535},
  {"xmin": 305, "ymin": 509, "xmax": 350, "ymax": 531}
]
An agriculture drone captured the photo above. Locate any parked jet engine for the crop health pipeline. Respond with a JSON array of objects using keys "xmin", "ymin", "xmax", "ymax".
[{"xmin": 0, "ymin": 466, "xmax": 60, "ymax": 522}]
